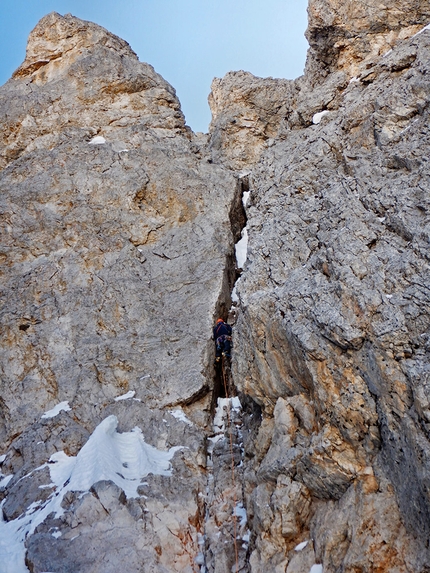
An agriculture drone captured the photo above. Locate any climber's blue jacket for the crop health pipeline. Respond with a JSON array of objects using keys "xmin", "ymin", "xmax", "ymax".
[{"xmin": 213, "ymin": 321, "xmax": 232, "ymax": 340}]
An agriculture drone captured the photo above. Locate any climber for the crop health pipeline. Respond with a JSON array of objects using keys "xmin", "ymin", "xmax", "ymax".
[{"xmin": 213, "ymin": 318, "xmax": 232, "ymax": 363}]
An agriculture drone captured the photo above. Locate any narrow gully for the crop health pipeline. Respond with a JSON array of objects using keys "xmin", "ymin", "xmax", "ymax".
[
  {"xmin": 210, "ymin": 174, "xmax": 249, "ymax": 413},
  {"xmin": 201, "ymin": 175, "xmax": 251, "ymax": 573}
]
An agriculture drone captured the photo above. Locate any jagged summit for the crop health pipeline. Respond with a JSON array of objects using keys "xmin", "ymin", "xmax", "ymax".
[
  {"xmin": 0, "ymin": 12, "xmax": 186, "ymax": 172},
  {"xmin": 14, "ymin": 12, "xmax": 138, "ymax": 79}
]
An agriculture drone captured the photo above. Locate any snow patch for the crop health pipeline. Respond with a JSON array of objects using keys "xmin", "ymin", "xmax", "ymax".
[
  {"xmin": 0, "ymin": 415, "xmax": 182, "ymax": 573},
  {"xmin": 235, "ymin": 228, "xmax": 248, "ymax": 269},
  {"xmin": 207, "ymin": 434, "xmax": 224, "ymax": 447},
  {"xmin": 349, "ymin": 76, "xmax": 360, "ymax": 83},
  {"xmin": 114, "ymin": 390, "xmax": 136, "ymax": 402},
  {"xmin": 234, "ymin": 502, "xmax": 248, "ymax": 527},
  {"xmin": 170, "ymin": 409, "xmax": 193, "ymax": 426},
  {"xmin": 310, "ymin": 565, "xmax": 323, "ymax": 573},
  {"xmin": 242, "ymin": 190, "xmax": 250, "ymax": 208},
  {"xmin": 0, "ymin": 475, "xmax": 13, "ymax": 488},
  {"xmin": 295, "ymin": 540, "xmax": 309, "ymax": 551},
  {"xmin": 47, "ymin": 415, "xmax": 180, "ymax": 497},
  {"xmin": 312, "ymin": 110, "xmax": 330, "ymax": 124},
  {"xmin": 0, "ymin": 454, "xmax": 6, "ymax": 464},
  {"xmin": 231, "ymin": 284, "xmax": 239, "ymax": 303},
  {"xmin": 212, "ymin": 397, "xmax": 241, "ymax": 433},
  {"xmin": 213, "ymin": 398, "xmax": 229, "ymax": 431},
  {"xmin": 88, "ymin": 136, "xmax": 106, "ymax": 145},
  {"xmin": 41, "ymin": 401, "xmax": 71, "ymax": 419},
  {"xmin": 0, "ymin": 502, "xmax": 28, "ymax": 573}
]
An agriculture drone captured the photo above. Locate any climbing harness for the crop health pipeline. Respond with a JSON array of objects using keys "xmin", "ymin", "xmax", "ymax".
[{"xmin": 216, "ymin": 335, "xmax": 232, "ymax": 357}]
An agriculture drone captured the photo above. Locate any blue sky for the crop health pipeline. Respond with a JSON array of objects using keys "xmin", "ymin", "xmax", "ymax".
[{"xmin": 0, "ymin": 0, "xmax": 309, "ymax": 132}]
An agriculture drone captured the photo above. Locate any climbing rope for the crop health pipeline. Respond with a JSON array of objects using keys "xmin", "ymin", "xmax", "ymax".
[{"xmin": 221, "ymin": 355, "xmax": 240, "ymax": 573}]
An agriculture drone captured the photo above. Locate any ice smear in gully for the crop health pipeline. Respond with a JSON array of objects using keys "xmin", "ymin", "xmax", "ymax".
[
  {"xmin": 0, "ymin": 415, "xmax": 181, "ymax": 573},
  {"xmin": 235, "ymin": 228, "xmax": 248, "ymax": 269}
]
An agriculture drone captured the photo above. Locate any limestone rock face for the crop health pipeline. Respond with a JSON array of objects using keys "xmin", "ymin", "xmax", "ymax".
[
  {"xmin": 208, "ymin": 2, "xmax": 430, "ymax": 172},
  {"xmin": 1, "ymin": 13, "xmax": 189, "ymax": 172},
  {"xmin": 0, "ymin": 12, "xmax": 238, "ymax": 573},
  {"xmin": 208, "ymin": 71, "xmax": 297, "ymax": 170},
  {"xmin": 305, "ymin": 0, "xmax": 430, "ymax": 81},
  {"xmin": 0, "ymin": 12, "xmax": 239, "ymax": 437},
  {"xmin": 2, "ymin": 3, "xmax": 430, "ymax": 573},
  {"xmin": 219, "ymin": 17, "xmax": 430, "ymax": 573}
]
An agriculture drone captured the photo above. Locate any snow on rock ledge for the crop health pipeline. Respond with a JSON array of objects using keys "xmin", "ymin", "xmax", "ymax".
[
  {"xmin": 48, "ymin": 415, "xmax": 181, "ymax": 498},
  {"xmin": 312, "ymin": 110, "xmax": 330, "ymax": 124},
  {"xmin": 0, "ymin": 415, "xmax": 182, "ymax": 573}
]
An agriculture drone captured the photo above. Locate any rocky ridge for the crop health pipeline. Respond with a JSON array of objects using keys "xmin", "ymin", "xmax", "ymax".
[{"xmin": 0, "ymin": 3, "xmax": 430, "ymax": 573}]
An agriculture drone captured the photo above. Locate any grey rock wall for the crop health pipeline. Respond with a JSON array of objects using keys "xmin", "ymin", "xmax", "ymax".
[
  {"xmin": 219, "ymin": 17, "xmax": 430, "ymax": 573},
  {"xmin": 0, "ymin": 12, "xmax": 239, "ymax": 573},
  {"xmin": 305, "ymin": 0, "xmax": 430, "ymax": 82},
  {"xmin": 0, "ymin": 12, "xmax": 240, "ymax": 436},
  {"xmin": 1, "ymin": 3, "xmax": 430, "ymax": 573}
]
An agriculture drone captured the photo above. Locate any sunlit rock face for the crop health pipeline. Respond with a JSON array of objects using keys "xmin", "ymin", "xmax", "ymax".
[
  {"xmin": 208, "ymin": 71, "xmax": 297, "ymax": 171},
  {"xmin": 1, "ymin": 3, "xmax": 430, "ymax": 573},
  {"xmin": 305, "ymin": 0, "xmax": 430, "ymax": 81},
  {"xmin": 1, "ymin": 12, "xmax": 188, "ymax": 171},
  {"xmin": 0, "ymin": 11, "xmax": 238, "ymax": 573},
  {"xmin": 0, "ymin": 12, "xmax": 240, "ymax": 437},
  {"xmin": 209, "ymin": 1, "xmax": 430, "ymax": 171}
]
